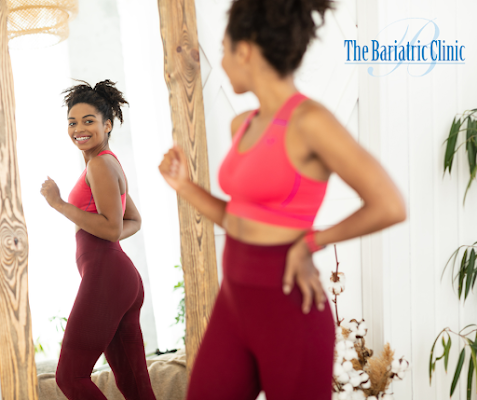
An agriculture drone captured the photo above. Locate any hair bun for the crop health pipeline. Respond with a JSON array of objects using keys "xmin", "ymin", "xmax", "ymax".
[
  {"xmin": 93, "ymin": 80, "xmax": 128, "ymax": 125},
  {"xmin": 227, "ymin": 0, "xmax": 334, "ymax": 76},
  {"xmin": 94, "ymin": 80, "xmax": 118, "ymax": 104}
]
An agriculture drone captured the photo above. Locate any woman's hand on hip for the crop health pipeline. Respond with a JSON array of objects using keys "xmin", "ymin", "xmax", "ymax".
[
  {"xmin": 40, "ymin": 177, "xmax": 64, "ymax": 210},
  {"xmin": 283, "ymin": 238, "xmax": 326, "ymax": 314},
  {"xmin": 158, "ymin": 144, "xmax": 190, "ymax": 193}
]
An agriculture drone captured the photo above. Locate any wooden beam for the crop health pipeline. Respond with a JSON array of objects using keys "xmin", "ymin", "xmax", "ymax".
[
  {"xmin": 0, "ymin": 1, "xmax": 39, "ymax": 399},
  {"xmin": 156, "ymin": 0, "xmax": 219, "ymax": 375}
]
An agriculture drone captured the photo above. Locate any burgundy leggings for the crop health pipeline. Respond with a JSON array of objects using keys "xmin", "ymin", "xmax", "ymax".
[
  {"xmin": 56, "ymin": 229, "xmax": 156, "ymax": 400},
  {"xmin": 187, "ymin": 234, "xmax": 335, "ymax": 400}
]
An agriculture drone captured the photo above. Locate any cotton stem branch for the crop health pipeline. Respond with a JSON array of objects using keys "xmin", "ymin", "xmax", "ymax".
[{"xmin": 333, "ymin": 244, "xmax": 343, "ymax": 326}]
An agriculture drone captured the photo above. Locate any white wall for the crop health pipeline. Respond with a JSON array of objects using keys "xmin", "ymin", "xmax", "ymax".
[{"xmin": 358, "ymin": 0, "xmax": 477, "ymax": 399}]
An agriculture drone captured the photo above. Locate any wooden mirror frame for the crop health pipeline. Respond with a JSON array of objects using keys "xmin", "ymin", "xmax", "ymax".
[{"xmin": 157, "ymin": 0, "xmax": 219, "ymax": 376}]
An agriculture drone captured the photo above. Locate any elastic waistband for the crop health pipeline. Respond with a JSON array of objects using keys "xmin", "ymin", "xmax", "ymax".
[
  {"xmin": 222, "ymin": 234, "xmax": 295, "ymax": 287},
  {"xmin": 75, "ymin": 229, "xmax": 122, "ymax": 261}
]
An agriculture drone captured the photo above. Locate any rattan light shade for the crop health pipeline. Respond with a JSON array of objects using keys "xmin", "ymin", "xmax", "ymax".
[{"xmin": 7, "ymin": 0, "xmax": 78, "ymax": 48}]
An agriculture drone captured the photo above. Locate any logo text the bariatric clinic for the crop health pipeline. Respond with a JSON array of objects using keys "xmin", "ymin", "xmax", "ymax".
[
  {"xmin": 344, "ymin": 18, "xmax": 466, "ymax": 77},
  {"xmin": 344, "ymin": 39, "xmax": 465, "ymax": 62}
]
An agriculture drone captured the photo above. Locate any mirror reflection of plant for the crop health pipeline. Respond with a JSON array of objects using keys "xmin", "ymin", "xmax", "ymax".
[
  {"xmin": 49, "ymin": 314, "xmax": 68, "ymax": 352},
  {"xmin": 443, "ymin": 108, "xmax": 477, "ymax": 204},
  {"xmin": 34, "ymin": 337, "xmax": 45, "ymax": 355},
  {"xmin": 49, "ymin": 315, "xmax": 68, "ymax": 333},
  {"xmin": 173, "ymin": 262, "xmax": 185, "ymax": 345}
]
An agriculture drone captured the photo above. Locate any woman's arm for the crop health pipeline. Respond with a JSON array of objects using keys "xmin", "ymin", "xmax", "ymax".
[
  {"xmin": 159, "ymin": 112, "xmax": 252, "ymax": 226},
  {"xmin": 120, "ymin": 193, "xmax": 141, "ymax": 240},
  {"xmin": 159, "ymin": 145, "xmax": 227, "ymax": 227},
  {"xmin": 298, "ymin": 102, "xmax": 406, "ymax": 247},
  {"xmin": 41, "ymin": 156, "xmax": 125, "ymax": 242},
  {"xmin": 283, "ymin": 102, "xmax": 406, "ymax": 314}
]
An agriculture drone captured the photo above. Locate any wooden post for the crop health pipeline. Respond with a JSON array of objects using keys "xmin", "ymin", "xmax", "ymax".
[
  {"xmin": 0, "ymin": 1, "xmax": 39, "ymax": 399},
  {"xmin": 157, "ymin": 0, "xmax": 219, "ymax": 375}
]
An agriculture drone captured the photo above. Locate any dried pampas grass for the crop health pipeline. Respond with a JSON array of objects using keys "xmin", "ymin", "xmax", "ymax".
[{"xmin": 362, "ymin": 343, "xmax": 395, "ymax": 397}]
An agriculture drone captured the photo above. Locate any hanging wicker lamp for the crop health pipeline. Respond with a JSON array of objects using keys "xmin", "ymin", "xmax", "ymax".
[{"xmin": 7, "ymin": 0, "xmax": 78, "ymax": 48}]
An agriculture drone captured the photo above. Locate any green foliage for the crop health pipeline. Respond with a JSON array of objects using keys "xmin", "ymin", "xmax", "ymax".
[
  {"xmin": 468, "ymin": 353, "xmax": 475, "ymax": 400},
  {"xmin": 442, "ymin": 243, "xmax": 477, "ymax": 302},
  {"xmin": 434, "ymin": 110, "xmax": 477, "ymax": 398},
  {"xmin": 444, "ymin": 117, "xmax": 461, "ymax": 174},
  {"xmin": 429, "ymin": 327, "xmax": 477, "ymax": 399},
  {"xmin": 49, "ymin": 314, "xmax": 68, "ymax": 351},
  {"xmin": 49, "ymin": 315, "xmax": 68, "ymax": 332},
  {"xmin": 443, "ymin": 109, "xmax": 477, "ymax": 204},
  {"xmin": 34, "ymin": 337, "xmax": 45, "ymax": 355},
  {"xmin": 173, "ymin": 263, "xmax": 186, "ymax": 345}
]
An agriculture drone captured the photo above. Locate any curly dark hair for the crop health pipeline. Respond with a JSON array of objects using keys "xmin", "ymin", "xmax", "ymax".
[
  {"xmin": 226, "ymin": 0, "xmax": 334, "ymax": 77},
  {"xmin": 62, "ymin": 80, "xmax": 129, "ymax": 138}
]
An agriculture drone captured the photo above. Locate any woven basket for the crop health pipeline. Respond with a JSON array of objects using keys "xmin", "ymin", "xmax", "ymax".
[{"xmin": 7, "ymin": 0, "xmax": 78, "ymax": 48}]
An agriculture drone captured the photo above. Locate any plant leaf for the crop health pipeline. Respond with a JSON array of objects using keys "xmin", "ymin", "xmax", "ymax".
[
  {"xmin": 463, "ymin": 118, "xmax": 477, "ymax": 204},
  {"xmin": 451, "ymin": 348, "xmax": 466, "ymax": 396},
  {"xmin": 444, "ymin": 117, "xmax": 462, "ymax": 174},
  {"xmin": 465, "ymin": 249, "xmax": 476, "ymax": 300},
  {"xmin": 468, "ymin": 334, "xmax": 477, "ymax": 397},
  {"xmin": 461, "ymin": 324, "xmax": 477, "ymax": 335},
  {"xmin": 430, "ymin": 330, "xmax": 444, "ymax": 383},
  {"xmin": 470, "ymin": 249, "xmax": 477, "ymax": 290},
  {"xmin": 445, "ymin": 335, "xmax": 452, "ymax": 372},
  {"xmin": 444, "ymin": 246, "xmax": 463, "ymax": 288},
  {"xmin": 467, "ymin": 354, "xmax": 474, "ymax": 400},
  {"xmin": 459, "ymin": 250, "xmax": 469, "ymax": 299},
  {"xmin": 473, "ymin": 332, "xmax": 477, "ymax": 394},
  {"xmin": 466, "ymin": 119, "xmax": 477, "ymax": 173},
  {"xmin": 463, "ymin": 165, "xmax": 477, "ymax": 206},
  {"xmin": 436, "ymin": 336, "xmax": 447, "ymax": 361}
]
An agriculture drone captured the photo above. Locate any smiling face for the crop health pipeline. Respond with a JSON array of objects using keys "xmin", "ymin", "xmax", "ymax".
[{"xmin": 67, "ymin": 103, "xmax": 112, "ymax": 151}]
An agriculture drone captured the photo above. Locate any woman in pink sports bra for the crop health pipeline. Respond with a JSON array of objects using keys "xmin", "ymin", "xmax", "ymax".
[
  {"xmin": 40, "ymin": 80, "xmax": 156, "ymax": 400},
  {"xmin": 160, "ymin": 1, "xmax": 406, "ymax": 399}
]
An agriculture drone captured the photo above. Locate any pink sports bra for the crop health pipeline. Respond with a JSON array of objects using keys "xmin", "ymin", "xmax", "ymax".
[
  {"xmin": 68, "ymin": 150, "xmax": 127, "ymax": 216},
  {"xmin": 218, "ymin": 92, "xmax": 328, "ymax": 229}
]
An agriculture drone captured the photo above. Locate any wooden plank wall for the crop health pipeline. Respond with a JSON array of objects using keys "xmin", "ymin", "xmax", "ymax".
[
  {"xmin": 156, "ymin": 0, "xmax": 219, "ymax": 375},
  {"xmin": 358, "ymin": 0, "xmax": 477, "ymax": 399},
  {"xmin": 0, "ymin": 0, "xmax": 38, "ymax": 399}
]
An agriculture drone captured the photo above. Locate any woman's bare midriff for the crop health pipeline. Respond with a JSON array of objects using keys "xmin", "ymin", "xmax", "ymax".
[{"xmin": 223, "ymin": 213, "xmax": 306, "ymax": 245}]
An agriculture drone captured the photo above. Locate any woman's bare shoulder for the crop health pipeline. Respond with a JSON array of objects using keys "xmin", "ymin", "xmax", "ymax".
[
  {"xmin": 291, "ymin": 98, "xmax": 349, "ymax": 145},
  {"xmin": 230, "ymin": 110, "xmax": 254, "ymax": 139}
]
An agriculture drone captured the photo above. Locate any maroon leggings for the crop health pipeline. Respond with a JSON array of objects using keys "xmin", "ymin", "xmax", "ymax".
[
  {"xmin": 187, "ymin": 234, "xmax": 335, "ymax": 400},
  {"xmin": 56, "ymin": 229, "xmax": 156, "ymax": 400}
]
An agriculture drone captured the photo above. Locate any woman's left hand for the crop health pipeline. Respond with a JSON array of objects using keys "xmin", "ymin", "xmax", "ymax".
[
  {"xmin": 283, "ymin": 238, "xmax": 326, "ymax": 314},
  {"xmin": 40, "ymin": 177, "xmax": 64, "ymax": 210}
]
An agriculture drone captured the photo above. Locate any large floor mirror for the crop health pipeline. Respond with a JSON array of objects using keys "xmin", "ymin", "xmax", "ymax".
[{"xmin": 1, "ymin": 0, "xmax": 362, "ymax": 398}]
